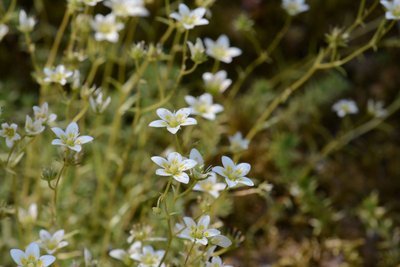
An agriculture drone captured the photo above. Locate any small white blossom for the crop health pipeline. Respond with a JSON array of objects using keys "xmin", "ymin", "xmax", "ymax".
[
  {"xmin": 130, "ymin": 245, "xmax": 165, "ymax": 267},
  {"xmin": 189, "ymin": 148, "xmax": 204, "ymax": 166},
  {"xmin": 91, "ymin": 13, "xmax": 124, "ymax": 43},
  {"xmin": 169, "ymin": 4, "xmax": 209, "ymax": 30},
  {"xmin": 381, "ymin": 0, "xmax": 400, "ymax": 20},
  {"xmin": 229, "ymin": 132, "xmax": 249, "ymax": 152},
  {"xmin": 282, "ymin": 0, "xmax": 310, "ymax": 16},
  {"xmin": 149, "ymin": 108, "xmax": 197, "ymax": 134},
  {"xmin": 193, "ymin": 172, "xmax": 226, "ymax": 198},
  {"xmin": 0, "ymin": 24, "xmax": 9, "ymax": 41},
  {"xmin": 19, "ymin": 10, "xmax": 37, "ymax": 32},
  {"xmin": 367, "ymin": 99, "xmax": 387, "ymax": 118},
  {"xmin": 176, "ymin": 215, "xmax": 220, "ymax": 245},
  {"xmin": 187, "ymin": 38, "xmax": 207, "ymax": 63},
  {"xmin": 204, "ymin": 35, "xmax": 242, "ymax": 63},
  {"xmin": 209, "ymin": 235, "xmax": 232, "ymax": 248},
  {"xmin": 10, "ymin": 242, "xmax": 56, "ymax": 267},
  {"xmin": 81, "ymin": 0, "xmax": 103, "ymax": 6},
  {"xmin": 89, "ymin": 88, "xmax": 111, "ymax": 113},
  {"xmin": 25, "ymin": 115, "xmax": 45, "ymax": 136},
  {"xmin": 206, "ymin": 256, "xmax": 233, "ymax": 267},
  {"xmin": 202, "ymin": 70, "xmax": 232, "ymax": 94},
  {"xmin": 43, "ymin": 65, "xmax": 73, "ymax": 86},
  {"xmin": 18, "ymin": 203, "xmax": 38, "ymax": 225},
  {"xmin": 33, "ymin": 102, "xmax": 57, "ymax": 124},
  {"xmin": 0, "ymin": 123, "xmax": 21, "ymax": 148},
  {"xmin": 109, "ymin": 241, "xmax": 142, "ymax": 264},
  {"xmin": 212, "ymin": 156, "xmax": 254, "ymax": 188},
  {"xmin": 151, "ymin": 152, "xmax": 197, "ymax": 184},
  {"xmin": 332, "ymin": 99, "xmax": 359, "ymax": 117},
  {"xmin": 185, "ymin": 93, "xmax": 223, "ymax": 120},
  {"xmin": 105, "ymin": 0, "xmax": 149, "ymax": 17},
  {"xmin": 39, "ymin": 229, "xmax": 69, "ymax": 254},
  {"xmin": 51, "ymin": 122, "xmax": 93, "ymax": 152}
]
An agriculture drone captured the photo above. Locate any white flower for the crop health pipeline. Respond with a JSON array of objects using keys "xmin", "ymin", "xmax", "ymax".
[
  {"xmin": 91, "ymin": 13, "xmax": 124, "ymax": 43},
  {"xmin": 18, "ymin": 203, "xmax": 38, "ymax": 225},
  {"xmin": 43, "ymin": 65, "xmax": 73, "ymax": 86},
  {"xmin": 19, "ymin": 10, "xmax": 37, "ymax": 32},
  {"xmin": 51, "ymin": 122, "xmax": 93, "ymax": 152},
  {"xmin": 109, "ymin": 241, "xmax": 142, "ymax": 263},
  {"xmin": 10, "ymin": 242, "xmax": 56, "ymax": 267},
  {"xmin": 381, "ymin": 0, "xmax": 400, "ymax": 20},
  {"xmin": 187, "ymin": 38, "xmax": 207, "ymax": 63},
  {"xmin": 81, "ymin": 0, "xmax": 103, "ymax": 6},
  {"xmin": 193, "ymin": 172, "xmax": 226, "ymax": 198},
  {"xmin": 169, "ymin": 4, "xmax": 209, "ymax": 30},
  {"xmin": 176, "ymin": 215, "xmax": 220, "ymax": 245},
  {"xmin": 206, "ymin": 256, "xmax": 233, "ymax": 267},
  {"xmin": 367, "ymin": 99, "xmax": 387, "ymax": 118},
  {"xmin": 0, "ymin": 24, "xmax": 9, "ymax": 41},
  {"xmin": 209, "ymin": 235, "xmax": 232, "ymax": 248},
  {"xmin": 212, "ymin": 156, "xmax": 254, "ymax": 188},
  {"xmin": 149, "ymin": 108, "xmax": 197, "ymax": 134},
  {"xmin": 89, "ymin": 88, "xmax": 111, "ymax": 113},
  {"xmin": 38, "ymin": 230, "xmax": 68, "ymax": 255},
  {"xmin": 151, "ymin": 152, "xmax": 197, "ymax": 184},
  {"xmin": 0, "ymin": 123, "xmax": 21, "ymax": 148},
  {"xmin": 33, "ymin": 102, "xmax": 57, "ymax": 124},
  {"xmin": 25, "ymin": 115, "xmax": 45, "ymax": 136},
  {"xmin": 282, "ymin": 0, "xmax": 309, "ymax": 16},
  {"xmin": 130, "ymin": 245, "xmax": 165, "ymax": 267},
  {"xmin": 204, "ymin": 35, "xmax": 242, "ymax": 63},
  {"xmin": 185, "ymin": 93, "xmax": 223, "ymax": 120},
  {"xmin": 229, "ymin": 132, "xmax": 249, "ymax": 152},
  {"xmin": 189, "ymin": 148, "xmax": 204, "ymax": 166},
  {"xmin": 104, "ymin": 0, "xmax": 149, "ymax": 17},
  {"xmin": 202, "ymin": 70, "xmax": 232, "ymax": 94},
  {"xmin": 332, "ymin": 99, "xmax": 359, "ymax": 117}
]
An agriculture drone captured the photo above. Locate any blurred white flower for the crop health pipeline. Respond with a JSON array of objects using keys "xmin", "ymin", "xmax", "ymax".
[
  {"xmin": 170, "ymin": 3, "xmax": 209, "ymax": 30},
  {"xmin": 89, "ymin": 88, "xmax": 111, "ymax": 113},
  {"xmin": 381, "ymin": 0, "xmax": 400, "ymax": 20},
  {"xmin": 193, "ymin": 172, "xmax": 226, "ymax": 198},
  {"xmin": 43, "ymin": 65, "xmax": 73, "ymax": 86},
  {"xmin": 109, "ymin": 241, "xmax": 142, "ymax": 264},
  {"xmin": 0, "ymin": 123, "xmax": 21, "ymax": 148},
  {"xmin": 149, "ymin": 108, "xmax": 197, "ymax": 134},
  {"xmin": 10, "ymin": 242, "xmax": 56, "ymax": 267},
  {"xmin": 212, "ymin": 156, "xmax": 254, "ymax": 188},
  {"xmin": 185, "ymin": 93, "xmax": 223, "ymax": 120},
  {"xmin": 282, "ymin": 0, "xmax": 309, "ymax": 16},
  {"xmin": 51, "ymin": 122, "xmax": 93, "ymax": 152},
  {"xmin": 33, "ymin": 102, "xmax": 57, "ymax": 124},
  {"xmin": 105, "ymin": 0, "xmax": 149, "ymax": 17},
  {"xmin": 0, "ymin": 24, "xmax": 9, "ymax": 41},
  {"xmin": 187, "ymin": 38, "xmax": 207, "ymax": 63},
  {"xmin": 202, "ymin": 70, "xmax": 232, "ymax": 94},
  {"xmin": 204, "ymin": 35, "xmax": 242, "ymax": 63},
  {"xmin": 229, "ymin": 132, "xmax": 249, "ymax": 152},
  {"xmin": 151, "ymin": 152, "xmax": 197, "ymax": 184},
  {"xmin": 206, "ymin": 256, "xmax": 233, "ymax": 267},
  {"xmin": 130, "ymin": 245, "xmax": 165, "ymax": 267},
  {"xmin": 19, "ymin": 10, "xmax": 37, "ymax": 32},
  {"xmin": 367, "ymin": 99, "xmax": 387, "ymax": 118},
  {"xmin": 18, "ymin": 203, "xmax": 38, "ymax": 225},
  {"xmin": 91, "ymin": 14, "xmax": 124, "ymax": 43},
  {"xmin": 209, "ymin": 235, "xmax": 232, "ymax": 248},
  {"xmin": 25, "ymin": 115, "xmax": 45, "ymax": 136},
  {"xmin": 39, "ymin": 229, "xmax": 69, "ymax": 254},
  {"xmin": 332, "ymin": 99, "xmax": 358, "ymax": 117},
  {"xmin": 81, "ymin": 0, "xmax": 103, "ymax": 6},
  {"xmin": 176, "ymin": 215, "xmax": 220, "ymax": 245}
]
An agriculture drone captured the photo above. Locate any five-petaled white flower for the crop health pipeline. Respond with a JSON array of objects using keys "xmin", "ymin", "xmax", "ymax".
[
  {"xmin": 149, "ymin": 108, "xmax": 197, "ymax": 134},
  {"xmin": 25, "ymin": 115, "xmax": 45, "ymax": 136},
  {"xmin": 229, "ymin": 132, "xmax": 249, "ymax": 153},
  {"xmin": 169, "ymin": 3, "xmax": 209, "ymax": 30},
  {"xmin": 185, "ymin": 93, "xmax": 224, "ymax": 120},
  {"xmin": 0, "ymin": 24, "xmax": 9, "ymax": 41},
  {"xmin": 10, "ymin": 242, "xmax": 56, "ymax": 267},
  {"xmin": 193, "ymin": 172, "xmax": 226, "ymax": 198},
  {"xmin": 33, "ymin": 102, "xmax": 57, "ymax": 124},
  {"xmin": 38, "ymin": 229, "xmax": 69, "ymax": 254},
  {"xmin": 104, "ymin": 0, "xmax": 149, "ymax": 17},
  {"xmin": 151, "ymin": 152, "xmax": 197, "ymax": 184},
  {"xmin": 282, "ymin": 0, "xmax": 310, "ymax": 16},
  {"xmin": 212, "ymin": 156, "xmax": 254, "ymax": 188},
  {"xmin": 187, "ymin": 38, "xmax": 207, "ymax": 63},
  {"xmin": 332, "ymin": 99, "xmax": 359, "ymax": 118},
  {"xmin": 0, "ymin": 123, "xmax": 21, "ymax": 148},
  {"xmin": 19, "ymin": 10, "xmax": 37, "ymax": 32},
  {"xmin": 202, "ymin": 70, "xmax": 232, "ymax": 94},
  {"xmin": 43, "ymin": 65, "xmax": 73, "ymax": 86},
  {"xmin": 51, "ymin": 122, "xmax": 93, "ymax": 152},
  {"xmin": 204, "ymin": 35, "xmax": 242, "ymax": 63},
  {"xmin": 91, "ymin": 13, "xmax": 124, "ymax": 43},
  {"xmin": 381, "ymin": 0, "xmax": 400, "ymax": 20},
  {"xmin": 176, "ymin": 215, "xmax": 220, "ymax": 245},
  {"xmin": 130, "ymin": 245, "xmax": 165, "ymax": 267},
  {"xmin": 367, "ymin": 99, "xmax": 387, "ymax": 118},
  {"xmin": 206, "ymin": 256, "xmax": 233, "ymax": 267}
]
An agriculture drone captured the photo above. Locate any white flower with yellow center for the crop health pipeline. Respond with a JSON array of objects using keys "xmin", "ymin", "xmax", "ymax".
[
  {"xmin": 33, "ymin": 102, "xmax": 57, "ymax": 124},
  {"xmin": 169, "ymin": 3, "xmax": 209, "ymax": 30},
  {"xmin": 0, "ymin": 123, "xmax": 21, "ymax": 148},
  {"xmin": 204, "ymin": 35, "xmax": 242, "ymax": 63},
  {"xmin": 332, "ymin": 99, "xmax": 358, "ymax": 118},
  {"xmin": 91, "ymin": 13, "xmax": 124, "ymax": 43},
  {"xmin": 381, "ymin": 0, "xmax": 400, "ymax": 20},
  {"xmin": 43, "ymin": 65, "xmax": 73, "ymax": 86},
  {"xmin": 130, "ymin": 245, "xmax": 165, "ymax": 267},
  {"xmin": 187, "ymin": 38, "xmax": 207, "ymax": 63},
  {"xmin": 212, "ymin": 156, "xmax": 254, "ymax": 188},
  {"xmin": 10, "ymin": 242, "xmax": 56, "ymax": 267},
  {"xmin": 51, "ymin": 122, "xmax": 93, "ymax": 152},
  {"xmin": 202, "ymin": 70, "xmax": 232, "ymax": 94},
  {"xmin": 19, "ymin": 10, "xmax": 37, "ymax": 33},
  {"xmin": 193, "ymin": 172, "xmax": 226, "ymax": 198},
  {"xmin": 282, "ymin": 0, "xmax": 309, "ymax": 16},
  {"xmin": 185, "ymin": 93, "xmax": 223, "ymax": 120},
  {"xmin": 206, "ymin": 256, "xmax": 233, "ymax": 267},
  {"xmin": 38, "ymin": 229, "xmax": 69, "ymax": 254},
  {"xmin": 151, "ymin": 152, "xmax": 197, "ymax": 184},
  {"xmin": 149, "ymin": 108, "xmax": 197, "ymax": 134},
  {"xmin": 229, "ymin": 132, "xmax": 249, "ymax": 152},
  {"xmin": 25, "ymin": 115, "xmax": 45, "ymax": 136},
  {"xmin": 176, "ymin": 215, "xmax": 220, "ymax": 245}
]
